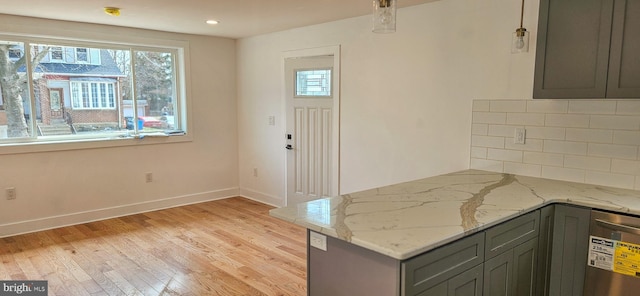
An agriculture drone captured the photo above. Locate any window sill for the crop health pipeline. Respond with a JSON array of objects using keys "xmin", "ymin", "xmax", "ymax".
[{"xmin": 0, "ymin": 132, "xmax": 192, "ymax": 155}]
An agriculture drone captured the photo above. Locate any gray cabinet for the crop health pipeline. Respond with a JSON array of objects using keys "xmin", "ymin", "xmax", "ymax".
[
  {"xmin": 607, "ymin": 0, "xmax": 640, "ymax": 97},
  {"xmin": 402, "ymin": 232, "xmax": 484, "ymax": 296},
  {"xmin": 535, "ymin": 205, "xmax": 555, "ymax": 296},
  {"xmin": 483, "ymin": 211, "xmax": 540, "ymax": 296},
  {"xmin": 546, "ymin": 205, "xmax": 591, "ymax": 296},
  {"xmin": 534, "ymin": 0, "xmax": 640, "ymax": 99}
]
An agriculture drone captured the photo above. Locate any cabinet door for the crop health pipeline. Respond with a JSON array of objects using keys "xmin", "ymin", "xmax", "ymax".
[
  {"xmin": 511, "ymin": 238, "xmax": 538, "ymax": 296},
  {"xmin": 607, "ymin": 0, "xmax": 640, "ymax": 97},
  {"xmin": 418, "ymin": 264, "xmax": 484, "ymax": 296},
  {"xmin": 547, "ymin": 205, "xmax": 590, "ymax": 296},
  {"xmin": 484, "ymin": 249, "xmax": 512, "ymax": 296},
  {"xmin": 402, "ymin": 232, "xmax": 484, "ymax": 296},
  {"xmin": 483, "ymin": 238, "xmax": 538, "ymax": 296},
  {"xmin": 533, "ymin": 0, "xmax": 614, "ymax": 98},
  {"xmin": 536, "ymin": 205, "xmax": 555, "ymax": 296}
]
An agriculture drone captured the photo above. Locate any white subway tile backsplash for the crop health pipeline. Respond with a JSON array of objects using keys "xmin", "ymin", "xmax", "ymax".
[
  {"xmin": 568, "ymin": 100, "xmax": 616, "ymax": 114},
  {"xmin": 541, "ymin": 166, "xmax": 586, "ymax": 183},
  {"xmin": 545, "ymin": 114, "xmax": 590, "ymax": 128},
  {"xmin": 507, "ymin": 113, "xmax": 545, "ymax": 126},
  {"xmin": 616, "ymin": 101, "xmax": 640, "ymax": 115},
  {"xmin": 504, "ymin": 162, "xmax": 541, "ymax": 177},
  {"xmin": 526, "ymin": 127, "xmax": 565, "ymax": 140},
  {"xmin": 488, "ymin": 125, "xmax": 519, "ymax": 137},
  {"xmin": 472, "ymin": 124, "xmax": 489, "ymax": 135},
  {"xmin": 527, "ymin": 100, "xmax": 569, "ymax": 113},
  {"xmin": 473, "ymin": 100, "xmax": 490, "ymax": 112},
  {"xmin": 471, "ymin": 147, "xmax": 488, "ymax": 159},
  {"xmin": 490, "ymin": 101, "xmax": 526, "ymax": 112},
  {"xmin": 590, "ymin": 115, "xmax": 640, "ymax": 130},
  {"xmin": 473, "ymin": 112, "xmax": 506, "ymax": 124},
  {"xmin": 543, "ymin": 140, "xmax": 588, "ymax": 155},
  {"xmin": 565, "ymin": 128, "xmax": 613, "ymax": 143},
  {"xmin": 470, "ymin": 99, "xmax": 640, "ymax": 191},
  {"xmin": 611, "ymin": 159, "xmax": 640, "ymax": 175},
  {"xmin": 470, "ymin": 158, "xmax": 503, "ymax": 172},
  {"xmin": 523, "ymin": 152, "xmax": 564, "ymax": 166},
  {"xmin": 585, "ymin": 171, "xmax": 635, "ymax": 189},
  {"xmin": 563, "ymin": 155, "xmax": 611, "ymax": 172},
  {"xmin": 472, "ymin": 135, "xmax": 505, "ymax": 148},
  {"xmin": 588, "ymin": 143, "xmax": 638, "ymax": 160},
  {"xmin": 505, "ymin": 138, "xmax": 544, "ymax": 152},
  {"xmin": 487, "ymin": 149, "xmax": 523, "ymax": 162},
  {"xmin": 613, "ymin": 131, "xmax": 640, "ymax": 146}
]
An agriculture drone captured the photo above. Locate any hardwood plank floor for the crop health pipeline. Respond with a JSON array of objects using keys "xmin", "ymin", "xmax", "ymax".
[{"xmin": 0, "ymin": 197, "xmax": 307, "ymax": 296}]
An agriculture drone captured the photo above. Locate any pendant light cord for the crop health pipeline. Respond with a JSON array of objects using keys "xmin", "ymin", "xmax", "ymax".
[{"xmin": 520, "ymin": 0, "xmax": 525, "ymax": 28}]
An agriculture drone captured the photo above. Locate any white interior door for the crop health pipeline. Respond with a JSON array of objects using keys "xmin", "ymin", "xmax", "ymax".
[{"xmin": 284, "ymin": 47, "xmax": 340, "ymax": 205}]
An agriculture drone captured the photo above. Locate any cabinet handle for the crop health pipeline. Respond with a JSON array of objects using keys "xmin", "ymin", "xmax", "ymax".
[{"xmin": 595, "ymin": 219, "xmax": 640, "ymax": 235}]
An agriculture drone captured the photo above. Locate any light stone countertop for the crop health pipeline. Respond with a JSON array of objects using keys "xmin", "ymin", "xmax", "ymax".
[{"xmin": 269, "ymin": 169, "xmax": 640, "ymax": 260}]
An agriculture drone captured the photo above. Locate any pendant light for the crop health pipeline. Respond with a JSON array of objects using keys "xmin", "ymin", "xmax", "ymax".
[
  {"xmin": 373, "ymin": 0, "xmax": 396, "ymax": 33},
  {"xmin": 511, "ymin": 0, "xmax": 529, "ymax": 53}
]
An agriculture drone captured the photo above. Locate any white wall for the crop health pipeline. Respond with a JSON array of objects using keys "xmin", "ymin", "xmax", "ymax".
[
  {"xmin": 237, "ymin": 0, "xmax": 540, "ymax": 206},
  {"xmin": 0, "ymin": 15, "xmax": 239, "ymax": 237}
]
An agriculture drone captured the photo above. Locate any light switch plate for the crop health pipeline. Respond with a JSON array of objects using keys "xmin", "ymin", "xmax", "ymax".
[
  {"xmin": 310, "ymin": 231, "xmax": 327, "ymax": 251},
  {"xmin": 514, "ymin": 128, "xmax": 526, "ymax": 144}
]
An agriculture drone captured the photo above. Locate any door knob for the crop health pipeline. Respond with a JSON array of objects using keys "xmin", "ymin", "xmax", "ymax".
[{"xmin": 286, "ymin": 144, "xmax": 293, "ymax": 150}]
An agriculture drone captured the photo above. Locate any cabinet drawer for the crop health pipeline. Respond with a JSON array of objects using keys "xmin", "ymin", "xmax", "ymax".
[
  {"xmin": 402, "ymin": 232, "xmax": 484, "ymax": 296},
  {"xmin": 485, "ymin": 210, "xmax": 540, "ymax": 259}
]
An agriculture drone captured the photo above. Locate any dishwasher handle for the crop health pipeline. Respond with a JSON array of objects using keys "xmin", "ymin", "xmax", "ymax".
[{"xmin": 595, "ymin": 218, "xmax": 640, "ymax": 236}]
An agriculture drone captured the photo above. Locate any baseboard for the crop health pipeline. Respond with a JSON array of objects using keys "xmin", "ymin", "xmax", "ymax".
[
  {"xmin": 0, "ymin": 187, "xmax": 240, "ymax": 238},
  {"xmin": 239, "ymin": 188, "xmax": 284, "ymax": 207}
]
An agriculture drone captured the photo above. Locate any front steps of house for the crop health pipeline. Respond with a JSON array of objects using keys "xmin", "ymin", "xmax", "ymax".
[{"xmin": 37, "ymin": 119, "xmax": 73, "ymax": 136}]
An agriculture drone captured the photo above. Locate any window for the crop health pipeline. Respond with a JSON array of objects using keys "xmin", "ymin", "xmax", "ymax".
[
  {"xmin": 76, "ymin": 48, "xmax": 88, "ymax": 62},
  {"xmin": 8, "ymin": 48, "xmax": 22, "ymax": 59},
  {"xmin": 50, "ymin": 47, "xmax": 63, "ymax": 61},
  {"xmin": 295, "ymin": 68, "xmax": 332, "ymax": 97},
  {"xmin": 70, "ymin": 81, "xmax": 116, "ymax": 109},
  {"xmin": 0, "ymin": 36, "xmax": 186, "ymax": 146}
]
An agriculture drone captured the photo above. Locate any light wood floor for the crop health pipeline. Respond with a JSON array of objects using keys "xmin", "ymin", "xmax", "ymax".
[{"xmin": 0, "ymin": 197, "xmax": 307, "ymax": 296}]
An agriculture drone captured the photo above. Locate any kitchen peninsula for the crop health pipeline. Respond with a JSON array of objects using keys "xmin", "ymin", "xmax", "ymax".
[{"xmin": 270, "ymin": 170, "xmax": 640, "ymax": 295}]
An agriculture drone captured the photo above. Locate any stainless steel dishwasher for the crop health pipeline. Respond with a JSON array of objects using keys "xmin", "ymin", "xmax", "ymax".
[{"xmin": 584, "ymin": 210, "xmax": 640, "ymax": 296}]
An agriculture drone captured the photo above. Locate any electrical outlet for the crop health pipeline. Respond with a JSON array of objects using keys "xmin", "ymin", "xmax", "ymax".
[
  {"xmin": 309, "ymin": 231, "xmax": 327, "ymax": 251},
  {"xmin": 6, "ymin": 187, "xmax": 16, "ymax": 200},
  {"xmin": 253, "ymin": 168, "xmax": 258, "ymax": 177},
  {"xmin": 268, "ymin": 116, "xmax": 275, "ymax": 126},
  {"xmin": 514, "ymin": 128, "xmax": 526, "ymax": 144},
  {"xmin": 145, "ymin": 172, "xmax": 153, "ymax": 183}
]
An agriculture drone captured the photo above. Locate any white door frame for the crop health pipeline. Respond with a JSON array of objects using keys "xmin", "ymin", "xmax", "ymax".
[{"xmin": 282, "ymin": 45, "xmax": 340, "ymax": 206}]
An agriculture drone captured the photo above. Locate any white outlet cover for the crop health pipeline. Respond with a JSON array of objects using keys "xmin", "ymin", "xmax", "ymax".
[{"xmin": 309, "ymin": 231, "xmax": 327, "ymax": 251}]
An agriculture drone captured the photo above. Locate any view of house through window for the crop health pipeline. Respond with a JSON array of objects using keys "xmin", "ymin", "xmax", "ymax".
[{"xmin": 0, "ymin": 38, "xmax": 183, "ymax": 142}]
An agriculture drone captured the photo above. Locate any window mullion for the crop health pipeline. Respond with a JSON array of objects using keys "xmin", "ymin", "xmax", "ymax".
[{"xmin": 25, "ymin": 41, "xmax": 38, "ymax": 139}]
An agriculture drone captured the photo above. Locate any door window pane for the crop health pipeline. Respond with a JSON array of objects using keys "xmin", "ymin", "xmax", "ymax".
[{"xmin": 295, "ymin": 68, "xmax": 332, "ymax": 97}]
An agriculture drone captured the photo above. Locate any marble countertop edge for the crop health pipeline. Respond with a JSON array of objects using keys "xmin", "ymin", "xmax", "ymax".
[{"xmin": 269, "ymin": 170, "xmax": 640, "ymax": 260}]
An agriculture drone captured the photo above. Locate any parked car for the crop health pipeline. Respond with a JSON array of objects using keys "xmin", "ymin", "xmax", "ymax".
[{"xmin": 139, "ymin": 116, "xmax": 168, "ymax": 129}]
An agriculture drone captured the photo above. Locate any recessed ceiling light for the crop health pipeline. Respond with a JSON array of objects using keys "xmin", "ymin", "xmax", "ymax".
[
  {"xmin": 104, "ymin": 7, "xmax": 121, "ymax": 17},
  {"xmin": 206, "ymin": 20, "xmax": 219, "ymax": 25}
]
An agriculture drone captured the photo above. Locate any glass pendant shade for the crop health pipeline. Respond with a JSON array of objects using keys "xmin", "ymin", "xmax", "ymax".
[
  {"xmin": 511, "ymin": 28, "xmax": 529, "ymax": 53},
  {"xmin": 373, "ymin": 0, "xmax": 396, "ymax": 33}
]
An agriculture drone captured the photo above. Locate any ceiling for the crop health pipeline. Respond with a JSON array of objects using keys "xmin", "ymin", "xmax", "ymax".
[{"xmin": 0, "ymin": 0, "xmax": 435, "ymax": 39}]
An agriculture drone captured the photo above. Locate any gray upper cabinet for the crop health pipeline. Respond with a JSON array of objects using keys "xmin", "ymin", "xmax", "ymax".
[
  {"xmin": 534, "ymin": 0, "xmax": 640, "ymax": 99},
  {"xmin": 607, "ymin": 0, "xmax": 640, "ymax": 97}
]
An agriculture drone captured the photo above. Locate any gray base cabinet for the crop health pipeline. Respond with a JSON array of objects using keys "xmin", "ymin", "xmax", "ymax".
[
  {"xmin": 307, "ymin": 205, "xmax": 590, "ymax": 296},
  {"xmin": 547, "ymin": 205, "xmax": 591, "ymax": 296},
  {"xmin": 484, "ymin": 238, "xmax": 538, "ymax": 296}
]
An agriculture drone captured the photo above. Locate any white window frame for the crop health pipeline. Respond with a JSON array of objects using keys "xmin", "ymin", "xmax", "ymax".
[
  {"xmin": 0, "ymin": 33, "xmax": 191, "ymax": 155},
  {"xmin": 70, "ymin": 81, "xmax": 116, "ymax": 109},
  {"xmin": 75, "ymin": 47, "xmax": 88, "ymax": 63},
  {"xmin": 50, "ymin": 46, "xmax": 64, "ymax": 62}
]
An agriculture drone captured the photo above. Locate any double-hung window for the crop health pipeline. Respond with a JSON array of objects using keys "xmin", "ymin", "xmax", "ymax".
[{"xmin": 0, "ymin": 36, "xmax": 187, "ymax": 148}]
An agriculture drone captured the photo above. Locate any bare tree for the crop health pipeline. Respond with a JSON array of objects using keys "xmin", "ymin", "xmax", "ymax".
[{"xmin": 0, "ymin": 45, "xmax": 49, "ymax": 137}]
